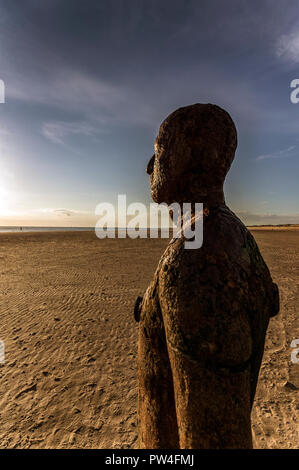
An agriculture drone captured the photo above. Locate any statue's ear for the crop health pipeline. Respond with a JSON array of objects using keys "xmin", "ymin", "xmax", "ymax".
[{"xmin": 134, "ymin": 296, "xmax": 143, "ymax": 322}]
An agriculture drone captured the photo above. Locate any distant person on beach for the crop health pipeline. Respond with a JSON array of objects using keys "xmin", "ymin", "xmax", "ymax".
[{"xmin": 135, "ymin": 103, "xmax": 279, "ymax": 448}]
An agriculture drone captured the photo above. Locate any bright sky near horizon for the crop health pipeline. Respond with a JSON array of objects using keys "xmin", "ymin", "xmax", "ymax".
[{"xmin": 0, "ymin": 0, "xmax": 299, "ymax": 226}]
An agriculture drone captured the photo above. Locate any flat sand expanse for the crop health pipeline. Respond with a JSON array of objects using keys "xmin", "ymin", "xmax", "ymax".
[{"xmin": 0, "ymin": 230, "xmax": 298, "ymax": 449}]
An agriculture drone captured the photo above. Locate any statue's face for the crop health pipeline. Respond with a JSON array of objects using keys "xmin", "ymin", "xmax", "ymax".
[
  {"xmin": 146, "ymin": 121, "xmax": 198, "ymax": 204},
  {"xmin": 146, "ymin": 129, "xmax": 173, "ymax": 204}
]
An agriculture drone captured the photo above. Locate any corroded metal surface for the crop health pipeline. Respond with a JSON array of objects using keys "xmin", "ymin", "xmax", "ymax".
[{"xmin": 136, "ymin": 104, "xmax": 279, "ymax": 449}]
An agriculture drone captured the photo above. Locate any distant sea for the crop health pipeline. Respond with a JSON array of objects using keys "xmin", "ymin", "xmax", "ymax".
[
  {"xmin": 0, "ymin": 226, "xmax": 94, "ymax": 233},
  {"xmin": 0, "ymin": 227, "xmax": 172, "ymax": 236}
]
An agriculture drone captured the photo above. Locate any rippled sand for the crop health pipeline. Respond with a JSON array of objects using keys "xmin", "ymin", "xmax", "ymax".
[{"xmin": 0, "ymin": 230, "xmax": 297, "ymax": 448}]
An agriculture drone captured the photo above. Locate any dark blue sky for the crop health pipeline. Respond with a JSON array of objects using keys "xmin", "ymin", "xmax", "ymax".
[{"xmin": 0, "ymin": 0, "xmax": 299, "ymax": 225}]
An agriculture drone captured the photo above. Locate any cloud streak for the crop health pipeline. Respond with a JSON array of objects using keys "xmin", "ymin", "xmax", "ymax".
[
  {"xmin": 256, "ymin": 146, "xmax": 296, "ymax": 161},
  {"xmin": 41, "ymin": 121, "xmax": 101, "ymax": 145},
  {"xmin": 276, "ymin": 32, "xmax": 299, "ymax": 63},
  {"xmin": 7, "ymin": 70, "xmax": 157, "ymax": 127}
]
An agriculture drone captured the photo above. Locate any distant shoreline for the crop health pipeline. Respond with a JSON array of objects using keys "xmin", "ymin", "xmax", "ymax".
[
  {"xmin": 0, "ymin": 224, "xmax": 299, "ymax": 233},
  {"xmin": 248, "ymin": 224, "xmax": 299, "ymax": 231},
  {"xmin": 0, "ymin": 226, "xmax": 94, "ymax": 233}
]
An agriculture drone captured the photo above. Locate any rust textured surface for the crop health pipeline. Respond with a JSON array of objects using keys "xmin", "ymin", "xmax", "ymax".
[{"xmin": 137, "ymin": 104, "xmax": 279, "ymax": 449}]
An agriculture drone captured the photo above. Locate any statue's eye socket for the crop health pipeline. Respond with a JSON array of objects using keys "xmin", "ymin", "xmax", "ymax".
[{"xmin": 146, "ymin": 154, "xmax": 155, "ymax": 175}]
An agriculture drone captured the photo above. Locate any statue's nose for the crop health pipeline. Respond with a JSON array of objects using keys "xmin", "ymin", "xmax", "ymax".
[{"xmin": 146, "ymin": 154, "xmax": 155, "ymax": 175}]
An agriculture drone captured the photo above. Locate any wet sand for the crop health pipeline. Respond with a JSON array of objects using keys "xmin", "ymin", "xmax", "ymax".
[{"xmin": 0, "ymin": 230, "xmax": 298, "ymax": 448}]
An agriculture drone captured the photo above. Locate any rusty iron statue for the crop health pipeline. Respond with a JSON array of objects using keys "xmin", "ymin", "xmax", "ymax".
[{"xmin": 135, "ymin": 103, "xmax": 279, "ymax": 449}]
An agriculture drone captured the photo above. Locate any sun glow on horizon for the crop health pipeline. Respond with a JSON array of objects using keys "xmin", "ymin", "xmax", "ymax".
[
  {"xmin": 0, "ymin": 184, "xmax": 18, "ymax": 216},
  {"xmin": 0, "ymin": 158, "xmax": 19, "ymax": 216}
]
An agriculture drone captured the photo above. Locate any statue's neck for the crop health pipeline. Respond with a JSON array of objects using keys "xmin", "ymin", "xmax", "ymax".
[{"xmin": 179, "ymin": 189, "xmax": 225, "ymax": 208}]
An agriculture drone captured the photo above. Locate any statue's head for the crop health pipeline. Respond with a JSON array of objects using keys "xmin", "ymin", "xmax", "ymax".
[{"xmin": 147, "ymin": 103, "xmax": 237, "ymax": 204}]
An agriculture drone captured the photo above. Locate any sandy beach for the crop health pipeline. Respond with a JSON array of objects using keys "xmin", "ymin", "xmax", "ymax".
[{"xmin": 0, "ymin": 230, "xmax": 298, "ymax": 448}]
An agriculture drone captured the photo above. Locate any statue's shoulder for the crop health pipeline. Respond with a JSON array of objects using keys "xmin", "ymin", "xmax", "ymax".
[
  {"xmin": 160, "ymin": 205, "xmax": 250, "ymax": 263},
  {"xmin": 156, "ymin": 205, "xmax": 279, "ymax": 319},
  {"xmin": 203, "ymin": 205, "xmax": 264, "ymax": 263},
  {"xmin": 157, "ymin": 204, "xmax": 270, "ymax": 284}
]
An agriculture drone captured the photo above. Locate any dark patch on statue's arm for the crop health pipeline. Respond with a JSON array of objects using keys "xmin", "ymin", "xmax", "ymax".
[
  {"xmin": 134, "ymin": 296, "xmax": 143, "ymax": 322},
  {"xmin": 133, "ymin": 278, "xmax": 161, "ymax": 323},
  {"xmin": 270, "ymin": 282, "xmax": 280, "ymax": 317}
]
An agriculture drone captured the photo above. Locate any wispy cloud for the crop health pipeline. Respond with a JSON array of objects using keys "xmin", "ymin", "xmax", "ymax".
[
  {"xmin": 41, "ymin": 121, "xmax": 100, "ymax": 145},
  {"xmin": 53, "ymin": 209, "xmax": 75, "ymax": 217},
  {"xmin": 256, "ymin": 145, "xmax": 296, "ymax": 161},
  {"xmin": 8, "ymin": 70, "xmax": 156, "ymax": 127},
  {"xmin": 40, "ymin": 208, "xmax": 91, "ymax": 217},
  {"xmin": 276, "ymin": 32, "xmax": 299, "ymax": 63}
]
